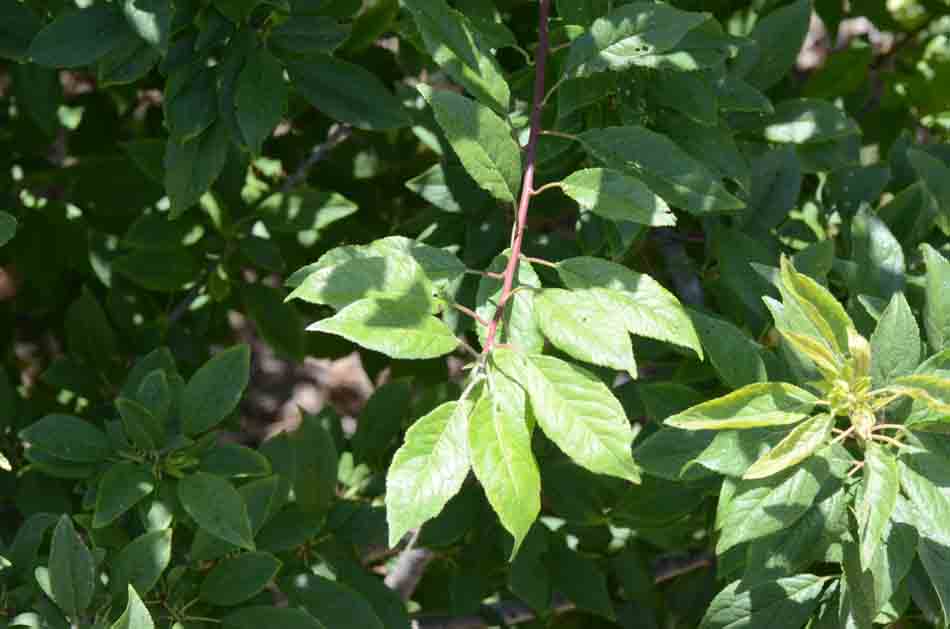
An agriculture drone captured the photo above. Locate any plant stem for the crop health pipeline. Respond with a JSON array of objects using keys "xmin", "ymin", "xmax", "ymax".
[
  {"xmin": 520, "ymin": 254, "xmax": 558, "ymax": 269},
  {"xmin": 481, "ymin": 0, "xmax": 551, "ymax": 356}
]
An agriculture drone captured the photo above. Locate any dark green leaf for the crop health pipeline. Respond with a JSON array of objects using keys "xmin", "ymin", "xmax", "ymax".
[
  {"xmin": 111, "ymin": 529, "xmax": 172, "ymax": 596},
  {"xmin": 269, "ymin": 15, "xmax": 350, "ymax": 57},
  {"xmin": 48, "ymin": 515, "xmax": 95, "ymax": 620},
  {"xmin": 236, "ymin": 46, "xmax": 287, "ymax": 155},
  {"xmin": 29, "ymin": 5, "xmax": 130, "ymax": 68},
  {"xmin": 699, "ymin": 574, "xmax": 827, "ymax": 629},
  {"xmin": 19, "ymin": 414, "xmax": 110, "ymax": 463},
  {"xmin": 281, "ymin": 572, "xmax": 384, "ymax": 629},
  {"xmin": 181, "ymin": 344, "xmax": 251, "ymax": 436},
  {"xmin": 223, "ymin": 607, "xmax": 326, "ymax": 629},
  {"xmin": 164, "ymin": 120, "xmax": 231, "ymax": 218},
  {"xmin": 94, "ymin": 462, "xmax": 155, "ymax": 528},
  {"xmin": 200, "ymin": 552, "xmax": 282, "ymax": 605},
  {"xmin": 178, "ymin": 472, "xmax": 255, "ymax": 550}
]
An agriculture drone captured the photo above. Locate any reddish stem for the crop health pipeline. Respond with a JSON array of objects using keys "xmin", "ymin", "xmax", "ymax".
[{"xmin": 482, "ymin": 0, "xmax": 551, "ymax": 355}]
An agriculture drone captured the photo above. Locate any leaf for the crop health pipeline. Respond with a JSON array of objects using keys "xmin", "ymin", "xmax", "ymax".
[
  {"xmin": 900, "ymin": 461, "xmax": 950, "ymax": 619},
  {"xmin": 122, "ymin": 0, "xmax": 171, "ymax": 51},
  {"xmin": 97, "ymin": 35, "xmax": 161, "ymax": 86},
  {"xmin": 548, "ymin": 543, "xmax": 615, "ymax": 620},
  {"xmin": 870, "ymin": 292, "xmax": 921, "ymax": 387},
  {"xmin": 0, "ymin": 0, "xmax": 41, "ymax": 60},
  {"xmin": 288, "ymin": 414, "xmax": 338, "ymax": 517},
  {"xmin": 286, "ymin": 54, "xmax": 409, "ymax": 130},
  {"xmin": 579, "ymin": 126, "xmax": 744, "ymax": 214},
  {"xmin": 242, "ymin": 283, "xmax": 306, "ymax": 362},
  {"xmin": 116, "ymin": 397, "xmax": 164, "ymax": 451},
  {"xmin": 698, "ymin": 574, "xmax": 827, "ymax": 629},
  {"xmin": 475, "ymin": 252, "xmax": 544, "ymax": 353},
  {"xmin": 534, "ymin": 288, "xmax": 637, "ymax": 375},
  {"xmin": 778, "ymin": 256, "xmax": 855, "ymax": 357},
  {"xmin": 199, "ymin": 443, "xmax": 272, "ymax": 478},
  {"xmin": 891, "ymin": 374, "xmax": 950, "ymax": 414},
  {"xmin": 181, "ymin": 344, "xmax": 251, "ymax": 435},
  {"xmin": 922, "ymin": 244, "xmax": 950, "ymax": 353},
  {"xmin": 857, "ymin": 443, "xmax": 899, "ymax": 571},
  {"xmin": 269, "ymin": 15, "xmax": 350, "ymax": 57},
  {"xmin": 468, "ymin": 386, "xmax": 540, "ymax": 556},
  {"xmin": 223, "ymin": 607, "xmax": 327, "ymax": 629},
  {"xmin": 111, "ymin": 586, "xmax": 154, "ymax": 629},
  {"xmin": 563, "ymin": 2, "xmax": 708, "ymax": 78},
  {"xmin": 852, "ymin": 206, "xmax": 905, "ymax": 300},
  {"xmin": 29, "ymin": 5, "xmax": 130, "ymax": 68},
  {"xmin": 738, "ymin": 0, "xmax": 812, "ymax": 90},
  {"xmin": 19, "ymin": 414, "xmax": 110, "ymax": 463},
  {"xmin": 495, "ymin": 350, "xmax": 641, "ymax": 484},
  {"xmin": 308, "ymin": 298, "xmax": 459, "ymax": 360},
  {"xmin": 558, "ymin": 168, "xmax": 675, "ymax": 226},
  {"xmin": 743, "ymin": 413, "xmax": 834, "ymax": 480},
  {"xmin": 236, "ymin": 46, "xmax": 287, "ymax": 155},
  {"xmin": 419, "ymin": 85, "xmax": 521, "ymax": 204},
  {"xmin": 111, "ymin": 530, "xmax": 172, "ymax": 596},
  {"xmin": 178, "ymin": 472, "xmax": 255, "ymax": 550},
  {"xmin": 164, "ymin": 119, "xmax": 231, "ymax": 218},
  {"xmin": 688, "ymin": 309, "xmax": 769, "ymax": 389},
  {"xmin": 164, "ymin": 65, "xmax": 218, "ymax": 142},
  {"xmin": 200, "ymin": 552, "xmax": 282, "ymax": 605},
  {"xmin": 94, "ymin": 463, "xmax": 155, "ymax": 528},
  {"xmin": 557, "ymin": 257, "xmax": 702, "ymax": 357},
  {"xmin": 351, "ymin": 379, "xmax": 412, "ymax": 465},
  {"xmin": 281, "ymin": 572, "xmax": 383, "ymax": 629},
  {"xmin": 762, "ymin": 99, "xmax": 860, "ymax": 144},
  {"xmin": 665, "ymin": 383, "xmax": 817, "ymax": 430},
  {"xmin": 48, "ymin": 515, "xmax": 95, "ymax": 620},
  {"xmin": 0, "ymin": 211, "xmax": 17, "ymax": 247},
  {"xmin": 386, "ymin": 400, "xmax": 473, "ymax": 547},
  {"xmin": 65, "ymin": 287, "xmax": 118, "ymax": 372},
  {"xmin": 403, "ymin": 0, "xmax": 509, "ymax": 112}
]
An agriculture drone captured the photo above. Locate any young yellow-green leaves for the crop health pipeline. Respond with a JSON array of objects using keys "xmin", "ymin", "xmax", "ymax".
[{"xmin": 665, "ymin": 382, "xmax": 818, "ymax": 431}]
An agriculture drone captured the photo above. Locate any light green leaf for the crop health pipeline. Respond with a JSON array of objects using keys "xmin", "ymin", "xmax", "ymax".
[
  {"xmin": 48, "ymin": 515, "xmax": 95, "ymax": 620},
  {"xmin": 181, "ymin": 344, "xmax": 251, "ymax": 436},
  {"xmin": 223, "ymin": 607, "xmax": 327, "ymax": 629},
  {"xmin": 287, "ymin": 55, "xmax": 409, "ymax": 130},
  {"xmin": 870, "ymin": 292, "xmax": 921, "ymax": 387},
  {"xmin": 200, "ymin": 552, "xmax": 282, "ymax": 605},
  {"xmin": 111, "ymin": 586, "xmax": 154, "ymax": 629},
  {"xmin": 743, "ymin": 413, "xmax": 834, "ymax": 480},
  {"xmin": 563, "ymin": 2, "xmax": 708, "ymax": 78},
  {"xmin": 94, "ymin": 463, "xmax": 155, "ymax": 528},
  {"xmin": 665, "ymin": 383, "xmax": 817, "ymax": 430},
  {"xmin": 178, "ymin": 472, "xmax": 255, "ymax": 550},
  {"xmin": 419, "ymin": 85, "xmax": 521, "ymax": 204},
  {"xmin": 29, "ymin": 5, "xmax": 130, "ymax": 68},
  {"xmin": 779, "ymin": 256, "xmax": 854, "ymax": 357},
  {"xmin": 475, "ymin": 252, "xmax": 544, "ymax": 353},
  {"xmin": 19, "ymin": 414, "xmax": 110, "ymax": 463},
  {"xmin": 891, "ymin": 374, "xmax": 950, "ymax": 414},
  {"xmin": 403, "ymin": 0, "xmax": 509, "ymax": 112},
  {"xmin": 579, "ymin": 126, "xmax": 744, "ymax": 214},
  {"xmin": 699, "ymin": 574, "xmax": 828, "ymax": 629},
  {"xmin": 122, "ymin": 0, "xmax": 171, "ymax": 51},
  {"xmin": 308, "ymin": 298, "xmax": 459, "ymax": 359},
  {"xmin": 534, "ymin": 288, "xmax": 637, "ymax": 376},
  {"xmin": 386, "ymin": 400, "xmax": 473, "ymax": 547},
  {"xmin": 468, "ymin": 386, "xmax": 540, "ymax": 556},
  {"xmin": 495, "ymin": 350, "xmax": 641, "ymax": 484},
  {"xmin": 111, "ymin": 530, "xmax": 172, "ymax": 597},
  {"xmin": 559, "ymin": 168, "xmax": 675, "ymax": 226},
  {"xmin": 922, "ymin": 243, "xmax": 950, "ymax": 353},
  {"xmin": 236, "ymin": 46, "xmax": 287, "ymax": 155},
  {"xmin": 557, "ymin": 257, "xmax": 702, "ymax": 357},
  {"xmin": 762, "ymin": 99, "xmax": 860, "ymax": 144},
  {"xmin": 858, "ymin": 443, "xmax": 899, "ymax": 571}
]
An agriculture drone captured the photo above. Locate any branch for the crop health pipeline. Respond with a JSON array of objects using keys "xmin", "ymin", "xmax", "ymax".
[
  {"xmin": 481, "ymin": 0, "xmax": 551, "ymax": 355},
  {"xmin": 281, "ymin": 123, "xmax": 353, "ymax": 193}
]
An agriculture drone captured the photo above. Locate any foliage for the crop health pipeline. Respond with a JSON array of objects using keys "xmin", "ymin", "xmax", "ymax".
[{"xmin": 4, "ymin": 0, "xmax": 950, "ymax": 627}]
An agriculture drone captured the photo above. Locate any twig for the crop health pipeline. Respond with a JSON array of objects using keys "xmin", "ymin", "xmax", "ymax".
[
  {"xmin": 384, "ymin": 530, "xmax": 435, "ymax": 601},
  {"xmin": 282, "ymin": 123, "xmax": 353, "ymax": 193},
  {"xmin": 167, "ymin": 260, "xmax": 216, "ymax": 325},
  {"xmin": 481, "ymin": 0, "xmax": 552, "ymax": 356}
]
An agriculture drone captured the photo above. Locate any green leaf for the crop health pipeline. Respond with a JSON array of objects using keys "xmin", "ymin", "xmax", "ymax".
[
  {"xmin": 116, "ymin": 397, "xmax": 164, "ymax": 451},
  {"xmin": 738, "ymin": 0, "xmax": 812, "ymax": 90},
  {"xmin": 858, "ymin": 443, "xmax": 899, "ymax": 571},
  {"xmin": 666, "ymin": 383, "xmax": 817, "ymax": 431},
  {"xmin": 891, "ymin": 374, "xmax": 950, "ymax": 414},
  {"xmin": 48, "ymin": 515, "xmax": 95, "ymax": 620},
  {"xmin": 535, "ymin": 288, "xmax": 637, "ymax": 375},
  {"xmin": 122, "ymin": 0, "xmax": 171, "ymax": 52},
  {"xmin": 386, "ymin": 400, "xmax": 473, "ymax": 547},
  {"xmin": 908, "ymin": 148, "xmax": 950, "ymax": 216},
  {"xmin": 475, "ymin": 252, "xmax": 543, "ymax": 353},
  {"xmin": 688, "ymin": 309, "xmax": 769, "ymax": 389},
  {"xmin": 308, "ymin": 298, "xmax": 459, "ymax": 359},
  {"xmin": 164, "ymin": 65, "xmax": 218, "ymax": 142},
  {"xmin": 419, "ymin": 85, "xmax": 521, "ymax": 204},
  {"xmin": 286, "ymin": 55, "xmax": 409, "ymax": 130},
  {"xmin": 743, "ymin": 413, "xmax": 834, "ymax": 480},
  {"xmin": 181, "ymin": 344, "xmax": 250, "ymax": 436},
  {"xmin": 715, "ymin": 75, "xmax": 773, "ymax": 114},
  {"xmin": 242, "ymin": 283, "xmax": 306, "ymax": 362},
  {"xmin": 0, "ymin": 0, "xmax": 41, "ymax": 60},
  {"xmin": 65, "ymin": 288, "xmax": 118, "ymax": 372},
  {"xmin": 852, "ymin": 206, "xmax": 905, "ymax": 300},
  {"xmin": 97, "ymin": 33, "xmax": 160, "ymax": 86},
  {"xmin": 111, "ymin": 586, "xmax": 154, "ymax": 629},
  {"xmin": 778, "ymin": 256, "xmax": 855, "ymax": 357},
  {"xmin": 200, "ymin": 443, "xmax": 271, "ymax": 478},
  {"xmin": 762, "ymin": 99, "xmax": 860, "ymax": 144},
  {"xmin": 288, "ymin": 413, "xmax": 338, "ymax": 517},
  {"xmin": 178, "ymin": 472, "xmax": 255, "ymax": 550},
  {"xmin": 269, "ymin": 15, "xmax": 350, "ymax": 57},
  {"xmin": 0, "ymin": 211, "xmax": 17, "ymax": 247},
  {"xmin": 922, "ymin": 244, "xmax": 950, "ymax": 353},
  {"xmin": 648, "ymin": 70, "xmax": 718, "ymax": 126},
  {"xmin": 19, "ymin": 414, "xmax": 110, "ymax": 463},
  {"xmin": 164, "ymin": 120, "xmax": 231, "ymax": 218},
  {"xmin": 281, "ymin": 572, "xmax": 383, "ymax": 629},
  {"xmin": 870, "ymin": 292, "xmax": 921, "ymax": 387},
  {"xmin": 699, "ymin": 574, "xmax": 828, "ymax": 629},
  {"xmin": 548, "ymin": 543, "xmax": 615, "ymax": 620},
  {"xmin": 94, "ymin": 463, "xmax": 155, "ymax": 528},
  {"xmin": 236, "ymin": 46, "xmax": 287, "ymax": 155},
  {"xmin": 558, "ymin": 168, "xmax": 675, "ymax": 226},
  {"xmin": 200, "ymin": 552, "xmax": 282, "ymax": 605},
  {"xmin": 557, "ymin": 257, "xmax": 702, "ymax": 357},
  {"xmin": 495, "ymin": 350, "xmax": 641, "ymax": 484},
  {"xmin": 900, "ymin": 460, "xmax": 950, "ymax": 621},
  {"xmin": 111, "ymin": 530, "xmax": 172, "ymax": 597},
  {"xmin": 579, "ymin": 126, "xmax": 743, "ymax": 214},
  {"xmin": 29, "ymin": 5, "xmax": 130, "ymax": 68},
  {"xmin": 223, "ymin": 607, "xmax": 327, "ymax": 629},
  {"xmin": 563, "ymin": 2, "xmax": 708, "ymax": 78},
  {"xmin": 403, "ymin": 0, "xmax": 509, "ymax": 112}
]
